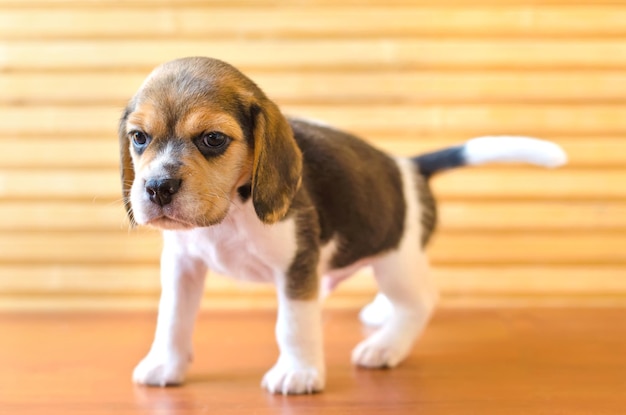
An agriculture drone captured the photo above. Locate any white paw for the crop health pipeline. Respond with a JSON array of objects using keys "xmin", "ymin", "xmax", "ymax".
[
  {"xmin": 351, "ymin": 332, "xmax": 413, "ymax": 369},
  {"xmin": 132, "ymin": 351, "xmax": 189, "ymax": 387},
  {"xmin": 261, "ymin": 361, "xmax": 325, "ymax": 395}
]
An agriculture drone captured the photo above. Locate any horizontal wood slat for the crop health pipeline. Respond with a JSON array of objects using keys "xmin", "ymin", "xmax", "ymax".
[
  {"xmin": 0, "ymin": 170, "xmax": 121, "ymax": 200},
  {"xmin": 431, "ymin": 169, "xmax": 626, "ymax": 200},
  {"xmin": 0, "ymin": 168, "xmax": 618, "ymax": 200},
  {"xmin": 0, "ymin": 202, "xmax": 129, "ymax": 231},
  {"xmin": 0, "ymin": 232, "xmax": 162, "ymax": 264},
  {"xmin": 3, "ymin": 7, "xmax": 626, "ymax": 39},
  {"xmin": 0, "ymin": 231, "xmax": 623, "ymax": 265},
  {"xmin": 1, "ymin": 201, "xmax": 623, "ymax": 232},
  {"xmin": 5, "ymin": 71, "xmax": 626, "ymax": 105},
  {"xmin": 0, "ymin": 138, "xmax": 119, "ymax": 168},
  {"xmin": 1, "ymin": 1, "xmax": 625, "ymax": 8},
  {"xmin": 0, "ymin": 265, "xmax": 161, "ymax": 293},
  {"xmin": 2, "ymin": 105, "xmax": 626, "ymax": 137},
  {"xmin": 1, "ymin": 137, "xmax": 623, "ymax": 168},
  {"xmin": 429, "ymin": 233, "xmax": 626, "ymax": 264},
  {"xmin": 4, "ymin": 40, "xmax": 626, "ymax": 71},
  {"xmin": 438, "ymin": 201, "xmax": 626, "ymax": 231},
  {"xmin": 284, "ymin": 105, "xmax": 626, "ymax": 135}
]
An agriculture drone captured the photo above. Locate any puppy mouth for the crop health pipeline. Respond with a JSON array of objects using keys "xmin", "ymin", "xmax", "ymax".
[
  {"xmin": 131, "ymin": 183, "xmax": 230, "ymax": 229},
  {"xmin": 146, "ymin": 215, "xmax": 196, "ymax": 230},
  {"xmin": 135, "ymin": 203, "xmax": 199, "ymax": 230},
  {"xmin": 139, "ymin": 205, "xmax": 228, "ymax": 230}
]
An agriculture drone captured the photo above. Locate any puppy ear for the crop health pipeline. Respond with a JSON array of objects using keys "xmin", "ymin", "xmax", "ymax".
[
  {"xmin": 118, "ymin": 108, "xmax": 136, "ymax": 226},
  {"xmin": 250, "ymin": 100, "xmax": 302, "ymax": 224}
]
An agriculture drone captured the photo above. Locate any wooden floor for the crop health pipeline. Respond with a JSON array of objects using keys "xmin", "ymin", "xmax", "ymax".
[{"xmin": 0, "ymin": 308, "xmax": 624, "ymax": 414}]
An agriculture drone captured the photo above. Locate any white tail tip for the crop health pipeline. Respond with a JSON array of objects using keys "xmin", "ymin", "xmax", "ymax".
[{"xmin": 464, "ymin": 136, "xmax": 567, "ymax": 168}]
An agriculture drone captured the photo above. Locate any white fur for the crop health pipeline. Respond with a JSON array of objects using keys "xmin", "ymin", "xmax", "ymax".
[
  {"xmin": 351, "ymin": 158, "xmax": 438, "ymax": 368},
  {"xmin": 262, "ymin": 297, "xmax": 325, "ymax": 394},
  {"xmin": 132, "ymin": 238, "xmax": 207, "ymax": 386},
  {"xmin": 133, "ymin": 198, "xmax": 326, "ymax": 393},
  {"xmin": 358, "ymin": 292, "xmax": 393, "ymax": 327},
  {"xmin": 464, "ymin": 136, "xmax": 567, "ymax": 168}
]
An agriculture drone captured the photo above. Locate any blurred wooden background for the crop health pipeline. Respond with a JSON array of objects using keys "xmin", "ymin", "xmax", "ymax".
[{"xmin": 0, "ymin": 0, "xmax": 624, "ymax": 310}]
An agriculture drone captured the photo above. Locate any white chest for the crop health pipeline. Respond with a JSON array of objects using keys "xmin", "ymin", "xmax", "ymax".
[{"xmin": 164, "ymin": 203, "xmax": 299, "ymax": 283}]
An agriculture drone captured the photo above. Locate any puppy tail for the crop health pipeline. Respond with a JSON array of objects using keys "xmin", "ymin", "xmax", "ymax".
[{"xmin": 413, "ymin": 136, "xmax": 568, "ymax": 178}]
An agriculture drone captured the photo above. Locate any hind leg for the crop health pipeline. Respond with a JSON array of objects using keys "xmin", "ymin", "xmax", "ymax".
[
  {"xmin": 358, "ymin": 292, "xmax": 393, "ymax": 327},
  {"xmin": 352, "ymin": 248, "xmax": 437, "ymax": 368}
]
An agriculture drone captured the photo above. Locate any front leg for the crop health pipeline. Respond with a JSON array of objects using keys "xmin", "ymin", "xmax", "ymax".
[
  {"xmin": 133, "ymin": 235, "xmax": 207, "ymax": 386},
  {"xmin": 261, "ymin": 291, "xmax": 325, "ymax": 395}
]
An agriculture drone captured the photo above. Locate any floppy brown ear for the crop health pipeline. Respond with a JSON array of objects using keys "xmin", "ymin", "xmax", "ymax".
[
  {"xmin": 118, "ymin": 108, "xmax": 136, "ymax": 225},
  {"xmin": 251, "ymin": 100, "xmax": 303, "ymax": 224}
]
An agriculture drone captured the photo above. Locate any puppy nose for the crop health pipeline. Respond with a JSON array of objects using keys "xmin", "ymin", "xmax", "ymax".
[{"xmin": 145, "ymin": 178, "xmax": 182, "ymax": 207}]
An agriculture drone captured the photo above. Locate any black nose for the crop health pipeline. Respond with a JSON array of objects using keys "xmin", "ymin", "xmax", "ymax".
[{"xmin": 145, "ymin": 178, "xmax": 182, "ymax": 207}]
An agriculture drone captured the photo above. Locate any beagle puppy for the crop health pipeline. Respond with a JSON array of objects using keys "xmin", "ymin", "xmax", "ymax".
[{"xmin": 119, "ymin": 57, "xmax": 566, "ymax": 395}]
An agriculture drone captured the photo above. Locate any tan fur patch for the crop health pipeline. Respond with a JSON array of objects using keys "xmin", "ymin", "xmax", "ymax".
[
  {"xmin": 126, "ymin": 102, "xmax": 167, "ymax": 140},
  {"xmin": 177, "ymin": 111, "xmax": 244, "ymax": 144}
]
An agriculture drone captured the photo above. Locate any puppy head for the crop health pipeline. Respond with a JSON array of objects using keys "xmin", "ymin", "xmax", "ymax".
[{"xmin": 119, "ymin": 57, "xmax": 302, "ymax": 229}]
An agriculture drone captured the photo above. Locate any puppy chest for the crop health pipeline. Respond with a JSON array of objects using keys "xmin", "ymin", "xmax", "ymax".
[
  {"xmin": 176, "ymin": 216, "xmax": 299, "ymax": 283},
  {"xmin": 203, "ymin": 237, "xmax": 275, "ymax": 283}
]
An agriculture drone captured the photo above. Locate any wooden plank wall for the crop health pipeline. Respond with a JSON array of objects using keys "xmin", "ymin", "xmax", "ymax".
[{"xmin": 0, "ymin": 0, "xmax": 625, "ymax": 310}]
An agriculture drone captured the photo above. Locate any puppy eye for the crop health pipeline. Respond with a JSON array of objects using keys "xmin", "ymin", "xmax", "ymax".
[
  {"xmin": 202, "ymin": 131, "xmax": 229, "ymax": 148},
  {"xmin": 130, "ymin": 130, "xmax": 150, "ymax": 148},
  {"xmin": 194, "ymin": 131, "xmax": 231, "ymax": 158}
]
